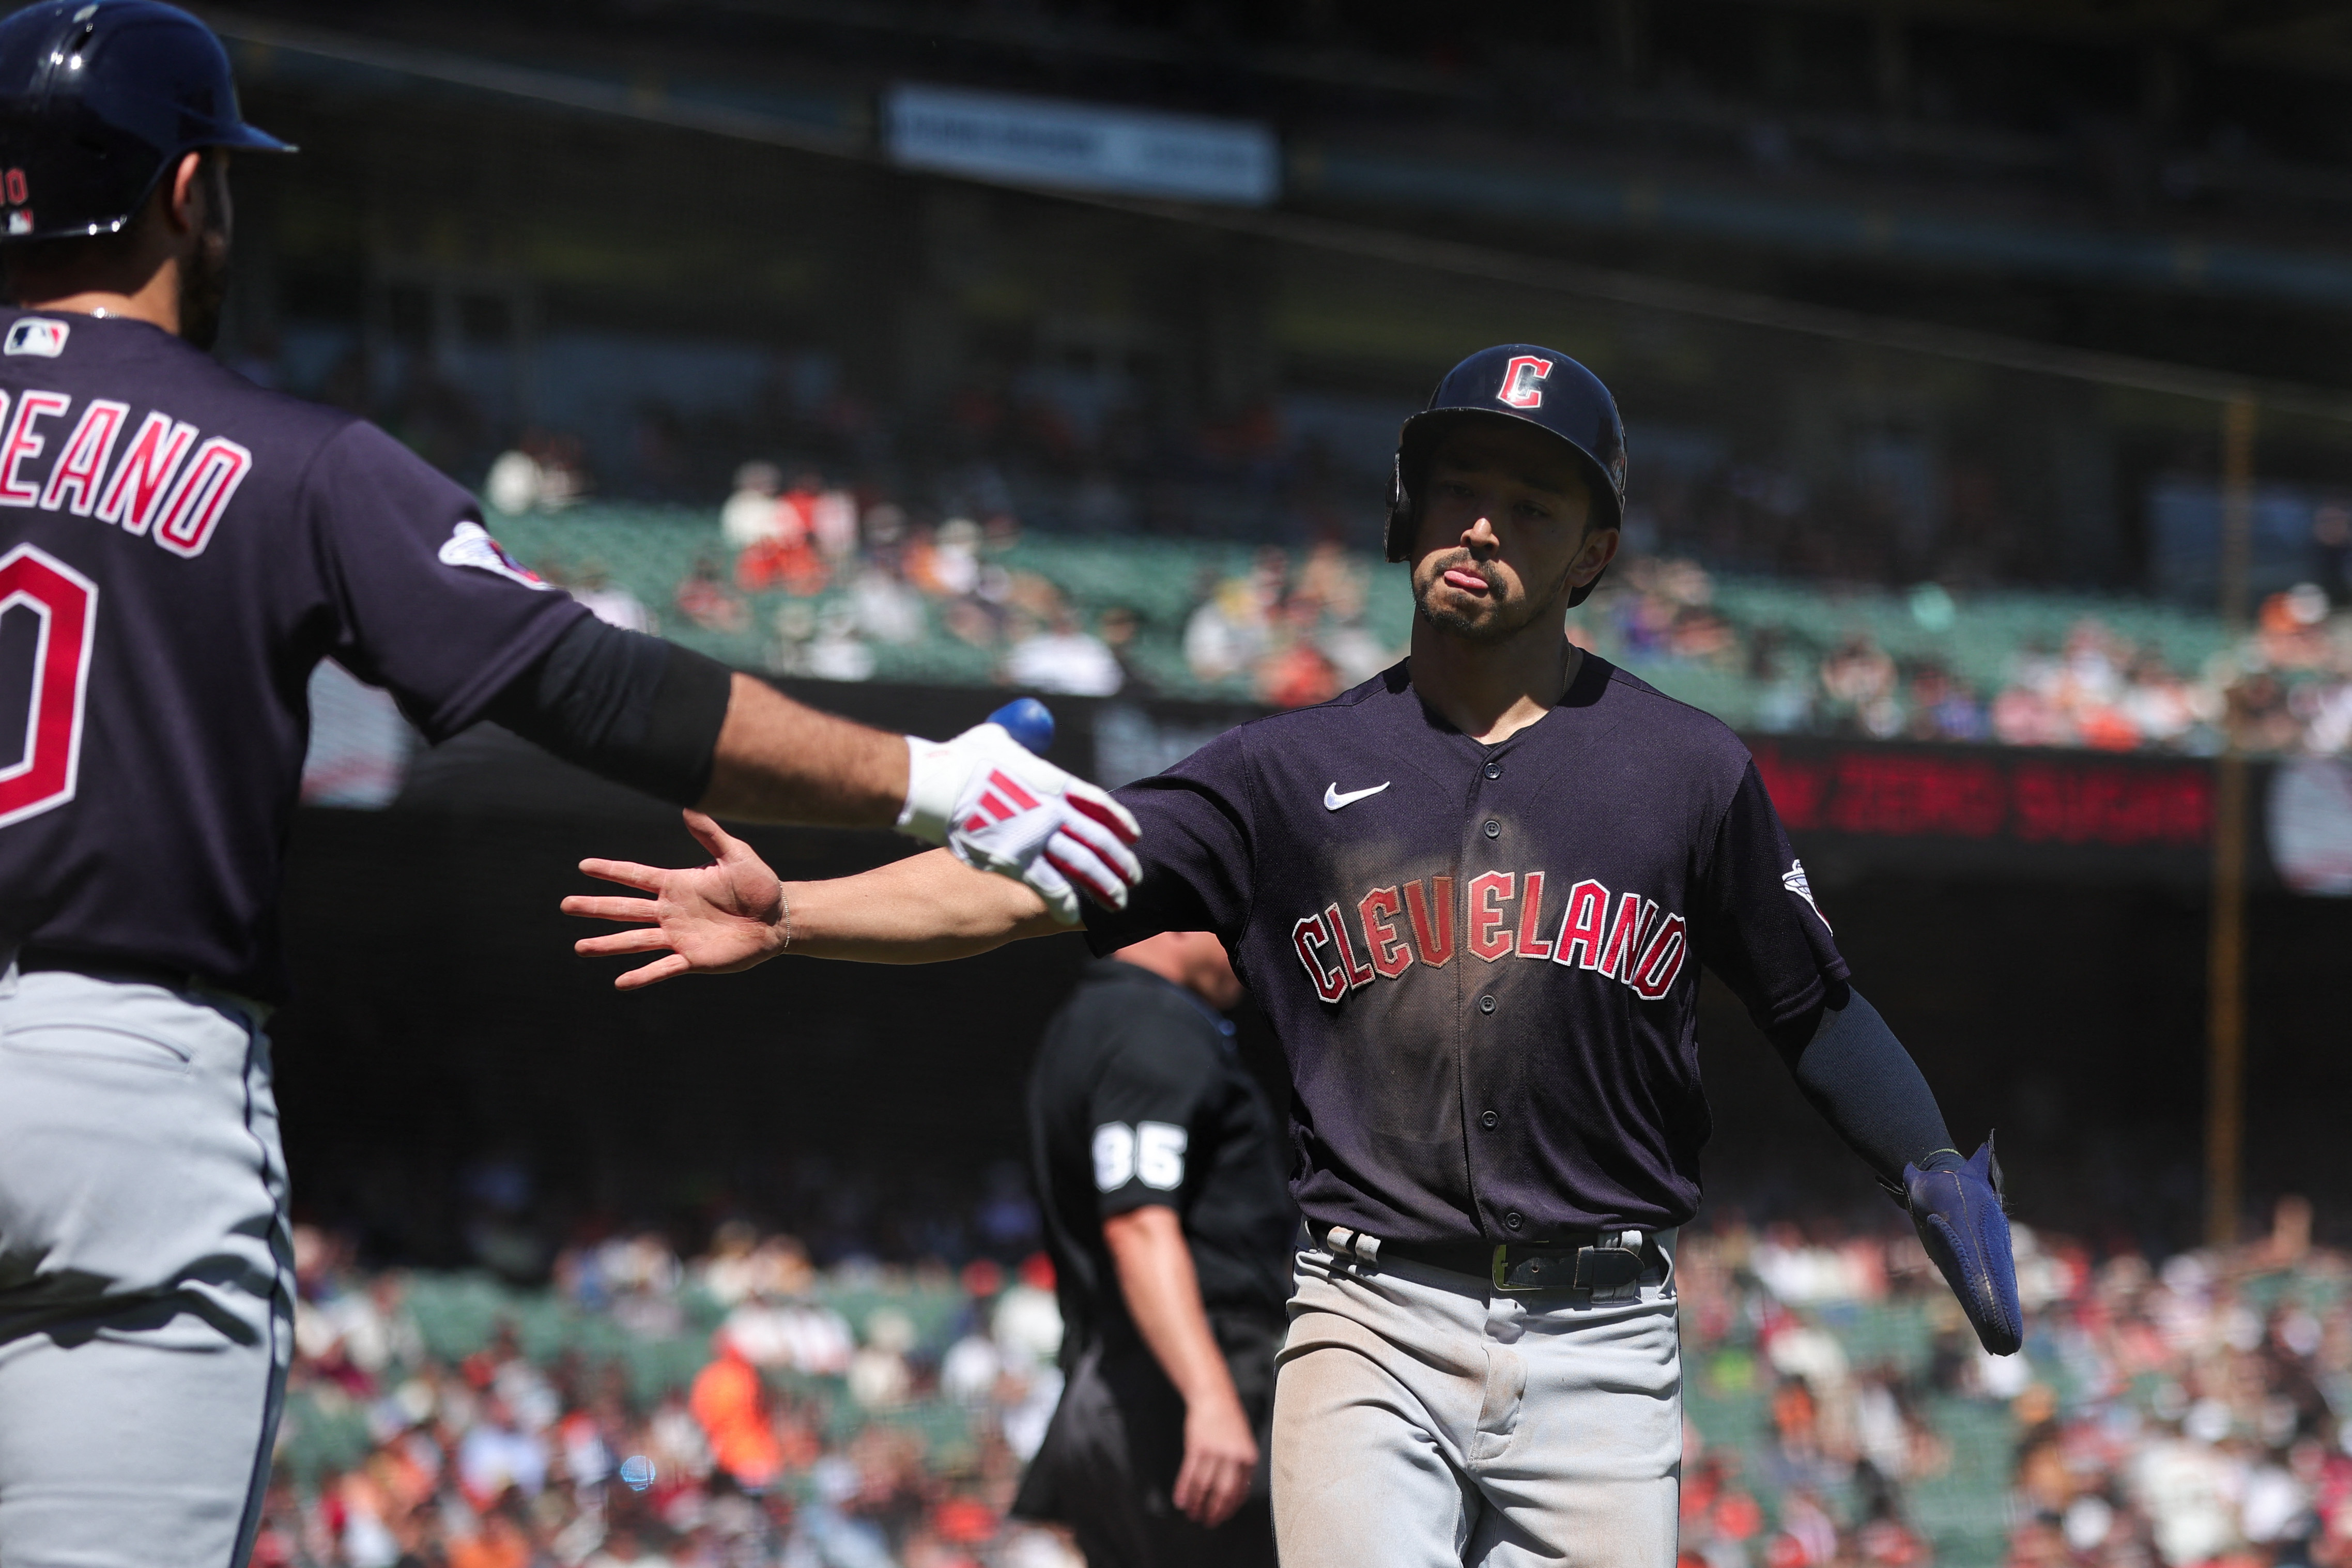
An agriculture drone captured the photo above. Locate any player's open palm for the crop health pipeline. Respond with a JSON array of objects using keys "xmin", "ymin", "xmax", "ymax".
[
  {"xmin": 563, "ymin": 810, "xmax": 789, "ymax": 989},
  {"xmin": 1174, "ymin": 1392, "xmax": 1259, "ymax": 1528}
]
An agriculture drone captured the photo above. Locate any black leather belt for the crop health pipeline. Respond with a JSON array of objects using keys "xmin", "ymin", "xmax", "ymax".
[
  {"xmin": 1325, "ymin": 1226, "xmax": 1659, "ymax": 1297},
  {"xmin": 16, "ymin": 944, "xmax": 208, "ymax": 993}
]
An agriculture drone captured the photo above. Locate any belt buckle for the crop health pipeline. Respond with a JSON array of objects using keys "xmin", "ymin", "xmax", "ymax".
[
  {"xmin": 1490, "ymin": 1232, "xmax": 1647, "ymax": 1298},
  {"xmin": 1490, "ymin": 1243, "xmax": 1573, "ymax": 1293}
]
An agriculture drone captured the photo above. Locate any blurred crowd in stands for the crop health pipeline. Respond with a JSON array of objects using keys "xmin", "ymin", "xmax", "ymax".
[
  {"xmin": 498, "ymin": 455, "xmax": 2352, "ymax": 758},
  {"xmin": 1678, "ymin": 1197, "xmax": 2352, "ymax": 1568},
  {"xmin": 255, "ymin": 1192, "xmax": 2352, "ymax": 1568},
  {"xmin": 258, "ymin": 1221, "xmax": 1081, "ymax": 1568},
  {"xmin": 1579, "ymin": 560, "xmax": 2352, "ymax": 759}
]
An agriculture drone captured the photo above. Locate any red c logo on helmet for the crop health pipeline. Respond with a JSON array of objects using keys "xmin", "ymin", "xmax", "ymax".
[{"xmin": 1497, "ymin": 355, "xmax": 1550, "ymax": 409}]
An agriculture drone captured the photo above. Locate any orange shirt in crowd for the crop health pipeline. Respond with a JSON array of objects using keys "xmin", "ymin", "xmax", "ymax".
[
  {"xmin": 445, "ymin": 1516, "xmax": 532, "ymax": 1568},
  {"xmin": 690, "ymin": 1341, "xmax": 783, "ymax": 1486}
]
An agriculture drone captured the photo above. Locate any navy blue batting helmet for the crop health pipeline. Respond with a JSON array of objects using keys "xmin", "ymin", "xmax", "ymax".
[
  {"xmin": 1385, "ymin": 344, "xmax": 1628, "ymax": 607},
  {"xmin": 0, "ymin": 0, "xmax": 290, "ymax": 245}
]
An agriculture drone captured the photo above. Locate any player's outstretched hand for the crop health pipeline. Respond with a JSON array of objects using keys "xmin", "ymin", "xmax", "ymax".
[
  {"xmin": 898, "ymin": 721, "xmax": 1141, "ymax": 924},
  {"xmin": 1899, "ymin": 1137, "xmax": 2023, "ymax": 1356},
  {"xmin": 1174, "ymin": 1389, "xmax": 1260, "ymax": 1528},
  {"xmin": 563, "ymin": 810, "xmax": 789, "ymax": 990}
]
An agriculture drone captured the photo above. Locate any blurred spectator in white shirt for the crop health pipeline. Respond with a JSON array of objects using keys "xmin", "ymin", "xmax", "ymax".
[
  {"xmin": 485, "ymin": 448, "xmax": 543, "ymax": 517},
  {"xmin": 920, "ymin": 517, "xmax": 983, "ymax": 599},
  {"xmin": 850, "ymin": 562, "xmax": 927, "ymax": 646},
  {"xmin": 457, "ymin": 1397, "xmax": 549, "ymax": 1500},
  {"xmin": 811, "ymin": 486, "xmax": 860, "ymax": 560},
  {"xmin": 720, "ymin": 462, "xmax": 785, "ymax": 548},
  {"xmin": 569, "ymin": 564, "xmax": 655, "ymax": 634},
  {"xmin": 1005, "ymin": 610, "xmax": 1123, "ymax": 696}
]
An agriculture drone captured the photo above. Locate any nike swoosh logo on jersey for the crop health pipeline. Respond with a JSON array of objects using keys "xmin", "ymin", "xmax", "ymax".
[{"xmin": 1324, "ymin": 781, "xmax": 1391, "ymax": 811}]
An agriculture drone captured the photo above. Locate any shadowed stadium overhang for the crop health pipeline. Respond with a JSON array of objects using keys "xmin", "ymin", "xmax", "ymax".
[
  {"xmin": 193, "ymin": 5, "xmax": 2352, "ymax": 423},
  {"xmin": 204, "ymin": 5, "xmax": 2352, "ymax": 317}
]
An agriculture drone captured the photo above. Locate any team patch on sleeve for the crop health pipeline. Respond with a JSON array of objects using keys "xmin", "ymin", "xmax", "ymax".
[
  {"xmin": 1782, "ymin": 858, "xmax": 1831, "ymax": 931},
  {"xmin": 438, "ymin": 520, "xmax": 549, "ymax": 590}
]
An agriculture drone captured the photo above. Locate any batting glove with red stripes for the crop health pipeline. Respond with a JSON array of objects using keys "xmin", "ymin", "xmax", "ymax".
[{"xmin": 897, "ymin": 723, "xmax": 1143, "ymax": 921}]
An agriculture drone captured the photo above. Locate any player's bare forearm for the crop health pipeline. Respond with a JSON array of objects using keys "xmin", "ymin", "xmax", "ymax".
[
  {"xmin": 1103, "ymin": 1206, "xmax": 1238, "ymax": 1412},
  {"xmin": 567, "ymin": 831, "xmax": 1070, "ymax": 988},
  {"xmin": 1103, "ymin": 1205, "xmax": 1257, "ymax": 1526},
  {"xmin": 781, "ymin": 848, "xmax": 1071, "ymax": 962},
  {"xmin": 698, "ymin": 673, "xmax": 909, "ymax": 826}
]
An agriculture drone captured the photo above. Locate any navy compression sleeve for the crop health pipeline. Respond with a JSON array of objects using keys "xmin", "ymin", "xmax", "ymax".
[
  {"xmin": 479, "ymin": 617, "xmax": 735, "ymax": 805},
  {"xmin": 1766, "ymin": 985, "xmax": 1962, "ymax": 1185}
]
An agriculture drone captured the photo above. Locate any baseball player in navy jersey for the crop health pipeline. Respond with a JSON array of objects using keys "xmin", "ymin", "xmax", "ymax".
[
  {"xmin": 0, "ymin": 6, "xmax": 1139, "ymax": 1565},
  {"xmin": 571, "ymin": 342, "xmax": 2022, "ymax": 1568}
]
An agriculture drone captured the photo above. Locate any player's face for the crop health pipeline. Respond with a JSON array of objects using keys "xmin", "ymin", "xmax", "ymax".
[{"xmin": 1409, "ymin": 423, "xmax": 1616, "ymax": 644}]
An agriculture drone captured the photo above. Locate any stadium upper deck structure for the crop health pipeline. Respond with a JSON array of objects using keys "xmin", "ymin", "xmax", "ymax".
[{"xmin": 195, "ymin": 0, "xmax": 2352, "ymax": 596}]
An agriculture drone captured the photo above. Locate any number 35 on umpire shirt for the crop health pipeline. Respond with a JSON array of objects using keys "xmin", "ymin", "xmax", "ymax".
[{"xmin": 1081, "ymin": 657, "xmax": 1847, "ymax": 1250}]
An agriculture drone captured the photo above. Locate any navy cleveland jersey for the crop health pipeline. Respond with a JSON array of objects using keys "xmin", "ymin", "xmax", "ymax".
[
  {"xmin": 1084, "ymin": 656, "xmax": 1846, "ymax": 1244},
  {"xmin": 0, "ymin": 309, "xmax": 588, "ymax": 997}
]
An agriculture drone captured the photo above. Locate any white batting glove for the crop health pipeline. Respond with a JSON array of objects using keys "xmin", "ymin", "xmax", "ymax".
[{"xmin": 897, "ymin": 723, "xmax": 1143, "ymax": 923}]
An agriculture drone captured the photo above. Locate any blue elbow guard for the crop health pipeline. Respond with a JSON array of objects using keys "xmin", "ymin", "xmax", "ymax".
[{"xmin": 1900, "ymin": 1136, "xmax": 2023, "ymax": 1357}]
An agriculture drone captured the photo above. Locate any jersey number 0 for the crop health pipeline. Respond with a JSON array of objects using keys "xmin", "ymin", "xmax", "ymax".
[{"xmin": 0, "ymin": 543, "xmax": 98, "ymax": 829}]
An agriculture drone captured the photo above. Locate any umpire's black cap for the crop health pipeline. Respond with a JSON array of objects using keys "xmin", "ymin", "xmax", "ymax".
[
  {"xmin": 0, "ymin": 0, "xmax": 291, "ymax": 245},
  {"xmin": 1385, "ymin": 343, "xmax": 1628, "ymax": 607}
]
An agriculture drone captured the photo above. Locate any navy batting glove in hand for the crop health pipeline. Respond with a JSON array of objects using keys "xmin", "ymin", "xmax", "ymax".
[{"xmin": 1901, "ymin": 1139, "xmax": 2023, "ymax": 1357}]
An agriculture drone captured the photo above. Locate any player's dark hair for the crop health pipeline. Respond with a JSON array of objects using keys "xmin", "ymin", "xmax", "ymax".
[{"xmin": 2, "ymin": 148, "xmax": 223, "ymax": 303}]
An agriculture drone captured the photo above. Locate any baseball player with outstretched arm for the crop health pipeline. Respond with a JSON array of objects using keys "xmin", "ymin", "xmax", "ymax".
[
  {"xmin": 0, "ymin": 6, "xmax": 1136, "ymax": 1566},
  {"xmin": 568, "ymin": 343, "xmax": 2021, "ymax": 1568}
]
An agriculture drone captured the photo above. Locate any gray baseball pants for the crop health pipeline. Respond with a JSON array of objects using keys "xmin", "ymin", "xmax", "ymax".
[
  {"xmin": 0, "ymin": 961, "xmax": 294, "ymax": 1568},
  {"xmin": 1272, "ymin": 1236, "xmax": 1681, "ymax": 1568}
]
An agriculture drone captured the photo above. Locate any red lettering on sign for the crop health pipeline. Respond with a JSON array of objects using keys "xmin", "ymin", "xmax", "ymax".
[
  {"xmin": 1827, "ymin": 753, "xmax": 2007, "ymax": 837},
  {"xmin": 1752, "ymin": 745, "xmax": 1829, "ymax": 830},
  {"xmin": 2012, "ymin": 763, "xmax": 2211, "ymax": 847}
]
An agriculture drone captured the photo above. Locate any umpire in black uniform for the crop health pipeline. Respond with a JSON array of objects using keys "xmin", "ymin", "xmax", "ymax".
[{"xmin": 1012, "ymin": 931, "xmax": 1294, "ymax": 1567}]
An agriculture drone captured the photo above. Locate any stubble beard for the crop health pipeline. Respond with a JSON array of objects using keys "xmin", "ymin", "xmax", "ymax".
[{"xmin": 1412, "ymin": 552, "xmax": 1574, "ymax": 646}]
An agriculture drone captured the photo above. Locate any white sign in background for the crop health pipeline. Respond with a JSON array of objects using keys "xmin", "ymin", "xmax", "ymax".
[
  {"xmin": 2269, "ymin": 756, "xmax": 2352, "ymax": 897},
  {"xmin": 884, "ymin": 84, "xmax": 1280, "ymax": 207}
]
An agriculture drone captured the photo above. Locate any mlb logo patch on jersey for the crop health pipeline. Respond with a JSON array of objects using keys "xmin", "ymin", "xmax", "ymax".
[
  {"xmin": 438, "ymin": 520, "xmax": 549, "ymax": 590},
  {"xmin": 5, "ymin": 318, "xmax": 69, "ymax": 357}
]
